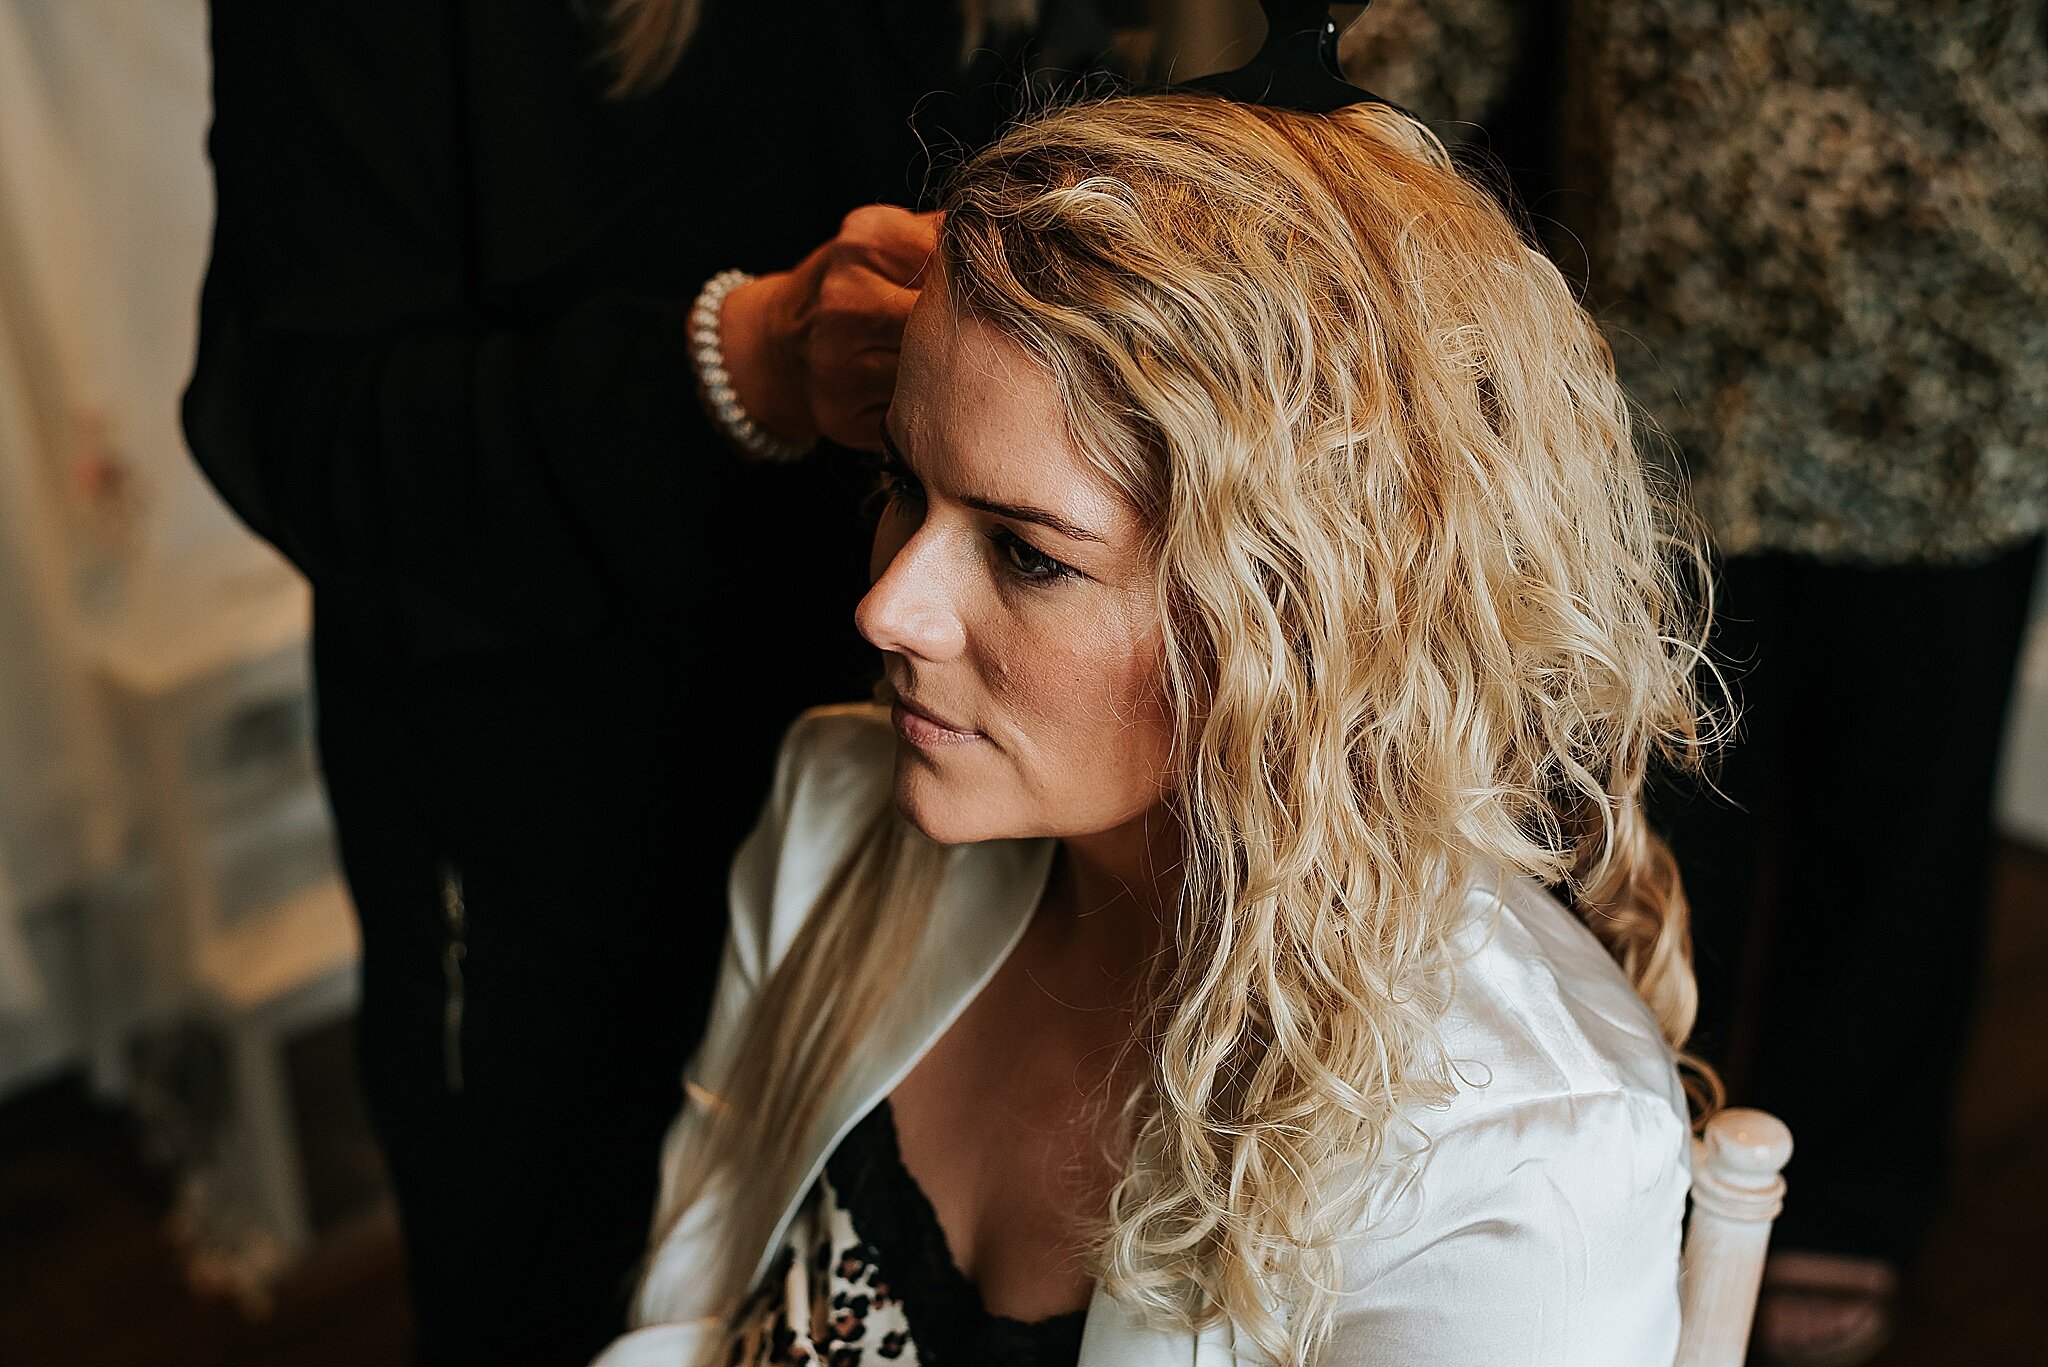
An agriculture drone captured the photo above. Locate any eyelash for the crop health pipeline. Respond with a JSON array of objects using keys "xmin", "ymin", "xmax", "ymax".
[
  {"xmin": 991, "ymin": 529, "xmax": 1077, "ymax": 584},
  {"xmin": 871, "ymin": 457, "xmax": 1079, "ymax": 587}
]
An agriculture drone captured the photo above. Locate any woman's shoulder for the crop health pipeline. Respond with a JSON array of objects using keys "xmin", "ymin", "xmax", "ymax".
[
  {"xmin": 1431, "ymin": 869, "xmax": 1690, "ymax": 1132},
  {"xmin": 1346, "ymin": 869, "xmax": 1693, "ymax": 1244},
  {"xmin": 1325, "ymin": 874, "xmax": 1692, "ymax": 1359}
]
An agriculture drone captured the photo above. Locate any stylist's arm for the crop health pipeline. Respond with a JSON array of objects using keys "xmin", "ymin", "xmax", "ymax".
[{"xmin": 715, "ymin": 205, "xmax": 940, "ymax": 453}]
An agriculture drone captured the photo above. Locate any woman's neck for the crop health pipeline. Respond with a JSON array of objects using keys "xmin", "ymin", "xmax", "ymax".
[{"xmin": 1039, "ymin": 807, "xmax": 1182, "ymax": 991}]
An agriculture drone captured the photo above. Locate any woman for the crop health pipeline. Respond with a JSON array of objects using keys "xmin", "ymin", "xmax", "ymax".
[{"xmin": 600, "ymin": 92, "xmax": 1712, "ymax": 1367}]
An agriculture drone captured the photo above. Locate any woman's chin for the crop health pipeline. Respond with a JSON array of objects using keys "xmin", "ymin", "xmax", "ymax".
[{"xmin": 891, "ymin": 763, "xmax": 1003, "ymax": 846}]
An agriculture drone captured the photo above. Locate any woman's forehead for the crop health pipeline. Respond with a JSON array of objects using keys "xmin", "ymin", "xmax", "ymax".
[{"xmin": 892, "ymin": 301, "xmax": 1137, "ymax": 546}]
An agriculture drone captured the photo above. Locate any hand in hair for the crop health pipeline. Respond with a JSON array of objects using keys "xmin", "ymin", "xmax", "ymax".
[{"xmin": 715, "ymin": 205, "xmax": 939, "ymax": 453}]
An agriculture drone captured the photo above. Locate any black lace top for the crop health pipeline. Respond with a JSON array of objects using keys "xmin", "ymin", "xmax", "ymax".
[{"xmin": 725, "ymin": 1100, "xmax": 1087, "ymax": 1366}]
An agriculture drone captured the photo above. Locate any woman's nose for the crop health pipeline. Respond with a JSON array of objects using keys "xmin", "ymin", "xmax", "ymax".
[{"xmin": 855, "ymin": 526, "xmax": 967, "ymax": 663}]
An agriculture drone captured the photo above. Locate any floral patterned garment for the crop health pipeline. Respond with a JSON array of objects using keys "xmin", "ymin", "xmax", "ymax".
[
  {"xmin": 1575, "ymin": 0, "xmax": 2048, "ymax": 564},
  {"xmin": 1336, "ymin": 0, "xmax": 1524, "ymax": 127},
  {"xmin": 726, "ymin": 1101, "xmax": 1087, "ymax": 1367},
  {"xmin": 1340, "ymin": 0, "xmax": 2048, "ymax": 565}
]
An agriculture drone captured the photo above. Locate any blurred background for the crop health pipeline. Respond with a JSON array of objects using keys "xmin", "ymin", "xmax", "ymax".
[{"xmin": 1, "ymin": 1, "xmax": 2043, "ymax": 1364}]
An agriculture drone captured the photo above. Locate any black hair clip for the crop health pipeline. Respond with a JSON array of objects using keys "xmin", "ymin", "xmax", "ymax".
[{"xmin": 1178, "ymin": 0, "xmax": 1395, "ymax": 115}]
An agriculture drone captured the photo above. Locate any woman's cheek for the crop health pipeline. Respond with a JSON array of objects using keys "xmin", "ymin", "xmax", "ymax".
[{"xmin": 1078, "ymin": 618, "xmax": 1172, "ymax": 784}]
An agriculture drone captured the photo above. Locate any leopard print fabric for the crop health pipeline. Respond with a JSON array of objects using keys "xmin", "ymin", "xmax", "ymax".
[
  {"xmin": 727, "ymin": 1173, "xmax": 921, "ymax": 1367},
  {"xmin": 723, "ymin": 1099, "xmax": 1087, "ymax": 1367}
]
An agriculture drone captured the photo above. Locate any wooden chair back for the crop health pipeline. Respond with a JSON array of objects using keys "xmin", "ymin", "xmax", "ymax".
[{"xmin": 1676, "ymin": 1107, "xmax": 1794, "ymax": 1367}]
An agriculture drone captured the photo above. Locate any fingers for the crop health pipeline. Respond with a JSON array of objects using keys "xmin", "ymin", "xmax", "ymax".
[
  {"xmin": 810, "ymin": 251, "xmax": 917, "ymax": 404},
  {"xmin": 805, "ymin": 206, "xmax": 933, "ymax": 447},
  {"xmin": 816, "ymin": 259, "xmax": 917, "ymax": 332},
  {"xmin": 778, "ymin": 204, "xmax": 938, "ymax": 450},
  {"xmin": 833, "ymin": 204, "xmax": 940, "ymax": 288},
  {"xmin": 813, "ymin": 394, "xmax": 895, "ymax": 453},
  {"xmin": 809, "ymin": 338, "xmax": 903, "ymax": 449}
]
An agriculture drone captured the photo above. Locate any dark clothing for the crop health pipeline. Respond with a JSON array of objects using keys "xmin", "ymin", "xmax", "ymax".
[
  {"xmin": 827, "ymin": 1100, "xmax": 1087, "ymax": 1366},
  {"xmin": 1666, "ymin": 539, "xmax": 2042, "ymax": 1263},
  {"xmin": 183, "ymin": 4, "xmax": 1096, "ymax": 1360}
]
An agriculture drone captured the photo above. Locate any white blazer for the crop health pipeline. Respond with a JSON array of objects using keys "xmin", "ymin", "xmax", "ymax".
[{"xmin": 594, "ymin": 705, "xmax": 1692, "ymax": 1367}]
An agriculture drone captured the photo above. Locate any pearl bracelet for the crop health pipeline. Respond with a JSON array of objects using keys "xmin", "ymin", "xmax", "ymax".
[{"xmin": 687, "ymin": 268, "xmax": 812, "ymax": 463}]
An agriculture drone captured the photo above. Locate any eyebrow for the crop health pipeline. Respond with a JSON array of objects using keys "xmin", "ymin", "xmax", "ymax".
[{"xmin": 880, "ymin": 427, "xmax": 1107, "ymax": 545}]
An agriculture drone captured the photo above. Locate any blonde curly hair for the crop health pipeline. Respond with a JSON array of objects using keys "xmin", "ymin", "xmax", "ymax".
[{"xmin": 660, "ymin": 93, "xmax": 1717, "ymax": 1366}]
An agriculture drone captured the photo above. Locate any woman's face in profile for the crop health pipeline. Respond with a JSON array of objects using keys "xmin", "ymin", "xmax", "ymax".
[{"xmin": 858, "ymin": 288, "xmax": 1173, "ymax": 846}]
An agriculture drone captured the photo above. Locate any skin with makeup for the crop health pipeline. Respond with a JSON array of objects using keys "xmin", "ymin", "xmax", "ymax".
[{"xmin": 856, "ymin": 282, "xmax": 1178, "ymax": 1323}]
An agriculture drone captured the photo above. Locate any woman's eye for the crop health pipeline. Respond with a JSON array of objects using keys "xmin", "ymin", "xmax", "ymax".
[{"xmin": 993, "ymin": 530, "xmax": 1076, "ymax": 584}]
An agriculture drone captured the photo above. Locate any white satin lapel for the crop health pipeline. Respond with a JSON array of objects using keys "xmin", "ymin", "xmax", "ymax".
[
  {"xmin": 1077, "ymin": 1288, "xmax": 1241, "ymax": 1367},
  {"xmin": 740, "ymin": 833, "xmax": 1058, "ymax": 1294}
]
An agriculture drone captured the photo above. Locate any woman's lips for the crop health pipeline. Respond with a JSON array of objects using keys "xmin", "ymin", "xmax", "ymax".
[{"xmin": 891, "ymin": 698, "xmax": 983, "ymax": 748}]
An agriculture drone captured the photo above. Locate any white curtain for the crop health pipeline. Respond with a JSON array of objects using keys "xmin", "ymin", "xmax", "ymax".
[
  {"xmin": 0, "ymin": 0, "xmax": 264, "ymax": 1033},
  {"xmin": 0, "ymin": 0, "xmax": 108, "ymax": 1020}
]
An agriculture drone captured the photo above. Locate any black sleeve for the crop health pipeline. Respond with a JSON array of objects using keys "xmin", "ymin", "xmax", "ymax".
[{"xmin": 183, "ymin": 1, "xmax": 737, "ymax": 660}]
